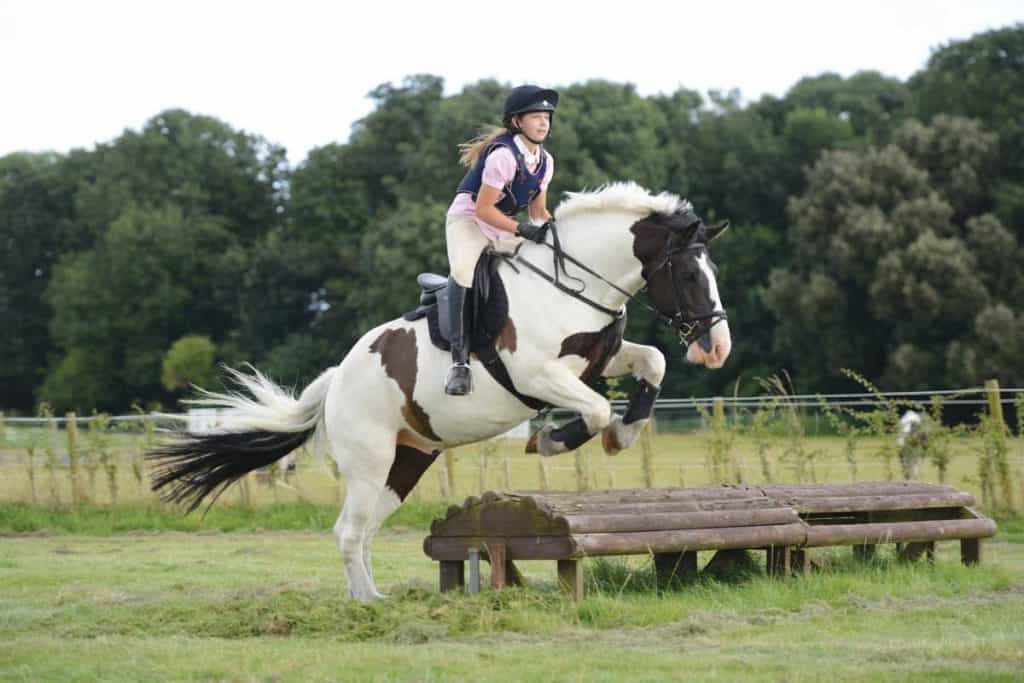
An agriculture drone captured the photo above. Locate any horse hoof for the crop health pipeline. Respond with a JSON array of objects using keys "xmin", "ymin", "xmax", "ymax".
[
  {"xmin": 525, "ymin": 430, "xmax": 540, "ymax": 453},
  {"xmin": 601, "ymin": 427, "xmax": 622, "ymax": 456}
]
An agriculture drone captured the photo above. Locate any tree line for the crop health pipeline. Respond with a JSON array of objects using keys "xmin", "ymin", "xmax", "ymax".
[{"xmin": 2, "ymin": 25, "xmax": 1022, "ymax": 414}]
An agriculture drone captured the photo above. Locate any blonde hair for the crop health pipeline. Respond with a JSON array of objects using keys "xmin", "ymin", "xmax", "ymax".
[{"xmin": 458, "ymin": 124, "xmax": 507, "ymax": 167}]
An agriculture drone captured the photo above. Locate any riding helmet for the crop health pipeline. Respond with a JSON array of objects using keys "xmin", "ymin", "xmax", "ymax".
[{"xmin": 503, "ymin": 85, "xmax": 559, "ymax": 129}]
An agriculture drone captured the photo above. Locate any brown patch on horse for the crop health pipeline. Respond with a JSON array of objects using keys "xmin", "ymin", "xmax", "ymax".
[
  {"xmin": 369, "ymin": 327, "xmax": 442, "ymax": 442},
  {"xmin": 386, "ymin": 444, "xmax": 440, "ymax": 501},
  {"xmin": 495, "ymin": 318, "xmax": 518, "ymax": 353},
  {"xmin": 601, "ymin": 426, "xmax": 624, "ymax": 456},
  {"xmin": 558, "ymin": 316, "xmax": 626, "ymax": 385}
]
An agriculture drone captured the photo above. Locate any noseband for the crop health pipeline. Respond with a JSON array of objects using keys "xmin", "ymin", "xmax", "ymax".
[{"xmin": 505, "ymin": 219, "xmax": 728, "ymax": 349}]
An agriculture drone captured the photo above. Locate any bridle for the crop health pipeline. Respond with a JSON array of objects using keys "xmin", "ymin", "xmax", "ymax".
[
  {"xmin": 503, "ymin": 215, "xmax": 728, "ymax": 350},
  {"xmin": 639, "ymin": 229, "xmax": 729, "ymax": 350}
]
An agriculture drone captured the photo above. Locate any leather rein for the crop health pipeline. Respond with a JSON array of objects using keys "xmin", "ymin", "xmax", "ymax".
[{"xmin": 502, "ymin": 222, "xmax": 728, "ymax": 348}]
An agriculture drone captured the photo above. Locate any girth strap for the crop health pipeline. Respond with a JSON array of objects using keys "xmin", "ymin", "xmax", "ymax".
[{"xmin": 475, "ymin": 344, "xmax": 550, "ymax": 411}]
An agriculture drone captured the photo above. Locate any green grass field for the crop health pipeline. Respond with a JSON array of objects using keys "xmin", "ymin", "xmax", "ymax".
[
  {"xmin": 2, "ymin": 520, "xmax": 1023, "ymax": 681},
  {"xmin": 2, "ymin": 428, "xmax": 1023, "ymax": 681}
]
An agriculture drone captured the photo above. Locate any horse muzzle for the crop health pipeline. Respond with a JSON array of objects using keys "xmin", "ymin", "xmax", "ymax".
[{"xmin": 686, "ymin": 320, "xmax": 731, "ymax": 368}]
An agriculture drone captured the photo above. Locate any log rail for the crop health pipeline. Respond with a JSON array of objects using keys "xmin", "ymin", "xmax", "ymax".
[{"xmin": 423, "ymin": 482, "xmax": 997, "ymax": 600}]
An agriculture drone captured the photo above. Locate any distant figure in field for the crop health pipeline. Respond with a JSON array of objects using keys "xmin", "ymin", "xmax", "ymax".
[{"xmin": 897, "ymin": 410, "xmax": 931, "ymax": 480}]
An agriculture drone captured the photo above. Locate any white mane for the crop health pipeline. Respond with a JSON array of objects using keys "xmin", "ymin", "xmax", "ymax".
[{"xmin": 554, "ymin": 182, "xmax": 691, "ymax": 222}]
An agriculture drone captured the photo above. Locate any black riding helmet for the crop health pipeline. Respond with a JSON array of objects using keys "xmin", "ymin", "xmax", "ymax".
[{"xmin": 503, "ymin": 85, "xmax": 559, "ymax": 131}]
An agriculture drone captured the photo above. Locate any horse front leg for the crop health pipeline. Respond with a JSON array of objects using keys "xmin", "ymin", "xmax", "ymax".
[
  {"xmin": 599, "ymin": 341, "xmax": 665, "ymax": 456},
  {"xmin": 523, "ymin": 362, "xmax": 614, "ymax": 457}
]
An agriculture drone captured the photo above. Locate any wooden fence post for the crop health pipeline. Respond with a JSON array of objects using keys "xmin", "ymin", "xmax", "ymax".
[
  {"xmin": 641, "ymin": 422, "xmax": 655, "ymax": 488},
  {"xmin": 985, "ymin": 378, "xmax": 1014, "ymax": 510},
  {"xmin": 985, "ymin": 379, "xmax": 1005, "ymax": 427},
  {"xmin": 445, "ymin": 450, "xmax": 457, "ymax": 498},
  {"xmin": 574, "ymin": 450, "xmax": 588, "ymax": 492},
  {"xmin": 66, "ymin": 413, "xmax": 84, "ymax": 504}
]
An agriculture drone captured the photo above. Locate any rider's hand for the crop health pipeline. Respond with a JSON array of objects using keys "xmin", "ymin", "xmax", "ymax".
[{"xmin": 516, "ymin": 221, "xmax": 549, "ymax": 243}]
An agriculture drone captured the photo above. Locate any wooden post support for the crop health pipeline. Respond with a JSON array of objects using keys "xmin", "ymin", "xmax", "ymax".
[
  {"xmin": 557, "ymin": 559, "xmax": 584, "ymax": 601},
  {"xmin": 487, "ymin": 543, "xmax": 507, "ymax": 590},
  {"xmin": 961, "ymin": 538, "xmax": 982, "ymax": 566},
  {"xmin": 766, "ymin": 545, "xmax": 791, "ymax": 577},
  {"xmin": 853, "ymin": 543, "xmax": 877, "ymax": 562},
  {"xmin": 654, "ymin": 551, "xmax": 698, "ymax": 587},
  {"xmin": 505, "ymin": 559, "xmax": 526, "ymax": 587},
  {"xmin": 791, "ymin": 548, "xmax": 811, "ymax": 574},
  {"xmin": 467, "ymin": 548, "xmax": 481, "ymax": 594},
  {"xmin": 898, "ymin": 541, "xmax": 935, "ymax": 563},
  {"xmin": 439, "ymin": 561, "xmax": 464, "ymax": 593}
]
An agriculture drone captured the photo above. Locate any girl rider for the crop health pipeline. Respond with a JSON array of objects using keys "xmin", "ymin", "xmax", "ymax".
[{"xmin": 444, "ymin": 85, "xmax": 558, "ymax": 396}]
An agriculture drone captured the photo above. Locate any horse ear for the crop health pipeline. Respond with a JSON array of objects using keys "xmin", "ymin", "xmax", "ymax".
[{"xmin": 706, "ymin": 220, "xmax": 730, "ymax": 242}]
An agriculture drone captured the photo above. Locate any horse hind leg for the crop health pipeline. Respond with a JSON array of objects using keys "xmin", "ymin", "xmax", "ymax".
[
  {"xmin": 361, "ymin": 443, "xmax": 442, "ymax": 594},
  {"xmin": 333, "ymin": 476, "xmax": 388, "ymax": 601}
]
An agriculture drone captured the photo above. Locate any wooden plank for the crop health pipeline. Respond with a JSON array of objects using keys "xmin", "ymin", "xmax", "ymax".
[
  {"xmin": 424, "ymin": 535, "xmax": 577, "ymax": 561},
  {"xmin": 439, "ymin": 561, "xmax": 464, "ymax": 593},
  {"xmin": 961, "ymin": 538, "xmax": 982, "ymax": 566},
  {"xmin": 546, "ymin": 498, "xmax": 781, "ymax": 516},
  {"xmin": 558, "ymin": 559, "xmax": 584, "ymax": 601},
  {"xmin": 488, "ymin": 543, "xmax": 507, "ymax": 590},
  {"xmin": 791, "ymin": 492, "xmax": 975, "ymax": 513},
  {"xmin": 561, "ymin": 508, "xmax": 800, "ymax": 534},
  {"xmin": 653, "ymin": 551, "xmax": 698, "ymax": 587},
  {"xmin": 523, "ymin": 486, "xmax": 763, "ymax": 502},
  {"xmin": 574, "ymin": 523, "xmax": 807, "ymax": 556},
  {"xmin": 763, "ymin": 483, "xmax": 954, "ymax": 500},
  {"xmin": 804, "ymin": 518, "xmax": 996, "ymax": 547}
]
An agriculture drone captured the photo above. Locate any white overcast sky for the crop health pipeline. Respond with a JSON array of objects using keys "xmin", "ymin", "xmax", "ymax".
[{"xmin": 2, "ymin": 0, "xmax": 1021, "ymax": 165}]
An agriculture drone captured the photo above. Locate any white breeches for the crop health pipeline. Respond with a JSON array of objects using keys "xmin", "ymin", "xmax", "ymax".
[{"xmin": 445, "ymin": 214, "xmax": 522, "ymax": 287}]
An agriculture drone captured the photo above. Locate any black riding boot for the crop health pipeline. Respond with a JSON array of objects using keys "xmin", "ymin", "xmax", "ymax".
[{"xmin": 445, "ymin": 282, "xmax": 473, "ymax": 396}]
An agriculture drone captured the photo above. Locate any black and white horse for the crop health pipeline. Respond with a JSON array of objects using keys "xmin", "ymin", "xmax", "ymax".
[{"xmin": 149, "ymin": 182, "xmax": 731, "ymax": 600}]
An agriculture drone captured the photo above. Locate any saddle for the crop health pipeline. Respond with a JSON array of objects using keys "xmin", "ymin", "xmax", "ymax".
[{"xmin": 404, "ymin": 251, "xmax": 548, "ymax": 410}]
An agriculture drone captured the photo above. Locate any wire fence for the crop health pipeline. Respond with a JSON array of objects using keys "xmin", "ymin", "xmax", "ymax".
[{"xmin": 1, "ymin": 383, "xmax": 1022, "ymax": 510}]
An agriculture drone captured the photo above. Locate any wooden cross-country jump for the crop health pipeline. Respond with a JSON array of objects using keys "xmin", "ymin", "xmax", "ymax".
[{"xmin": 423, "ymin": 481, "xmax": 996, "ymax": 600}]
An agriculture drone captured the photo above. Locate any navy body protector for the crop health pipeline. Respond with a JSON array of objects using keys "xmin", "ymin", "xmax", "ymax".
[{"xmin": 455, "ymin": 133, "xmax": 548, "ymax": 216}]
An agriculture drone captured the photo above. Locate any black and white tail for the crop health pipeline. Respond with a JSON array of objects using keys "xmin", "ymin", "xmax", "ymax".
[{"xmin": 148, "ymin": 365, "xmax": 335, "ymax": 511}]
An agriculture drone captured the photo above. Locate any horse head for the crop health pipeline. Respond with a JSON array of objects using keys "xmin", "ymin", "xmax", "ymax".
[
  {"xmin": 549, "ymin": 183, "xmax": 732, "ymax": 369},
  {"xmin": 629, "ymin": 205, "xmax": 732, "ymax": 369}
]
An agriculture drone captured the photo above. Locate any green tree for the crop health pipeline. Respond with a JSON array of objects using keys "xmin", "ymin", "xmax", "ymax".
[
  {"xmin": 762, "ymin": 116, "xmax": 1017, "ymax": 390},
  {"xmin": 161, "ymin": 335, "xmax": 218, "ymax": 391},
  {"xmin": 0, "ymin": 153, "xmax": 84, "ymax": 411},
  {"xmin": 909, "ymin": 24, "xmax": 1024, "ymax": 228},
  {"xmin": 72, "ymin": 109, "xmax": 288, "ymax": 241},
  {"xmin": 42, "ymin": 205, "xmax": 244, "ymax": 411}
]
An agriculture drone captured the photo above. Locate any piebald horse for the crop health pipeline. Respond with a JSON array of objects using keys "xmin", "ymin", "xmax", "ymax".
[{"xmin": 148, "ymin": 182, "xmax": 731, "ymax": 601}]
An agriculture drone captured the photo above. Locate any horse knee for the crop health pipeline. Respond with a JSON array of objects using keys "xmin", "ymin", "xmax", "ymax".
[
  {"xmin": 642, "ymin": 350, "xmax": 666, "ymax": 386},
  {"xmin": 583, "ymin": 403, "xmax": 613, "ymax": 433}
]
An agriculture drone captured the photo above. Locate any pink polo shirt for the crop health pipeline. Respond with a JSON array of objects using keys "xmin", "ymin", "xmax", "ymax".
[{"xmin": 448, "ymin": 136, "xmax": 554, "ymax": 241}]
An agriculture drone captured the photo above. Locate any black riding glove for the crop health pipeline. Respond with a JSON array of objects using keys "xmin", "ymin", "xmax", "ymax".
[{"xmin": 516, "ymin": 221, "xmax": 550, "ymax": 243}]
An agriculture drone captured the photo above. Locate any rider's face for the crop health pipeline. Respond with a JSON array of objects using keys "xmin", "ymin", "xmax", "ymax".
[{"xmin": 515, "ymin": 111, "xmax": 551, "ymax": 142}]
